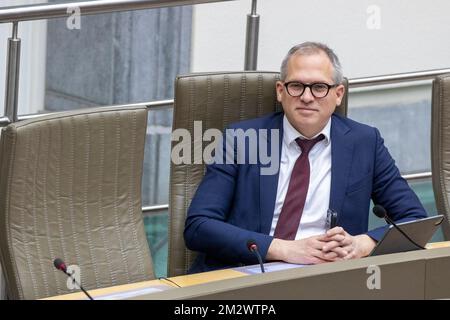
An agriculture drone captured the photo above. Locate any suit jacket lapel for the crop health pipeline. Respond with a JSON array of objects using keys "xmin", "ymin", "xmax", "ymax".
[
  {"xmin": 329, "ymin": 114, "xmax": 353, "ymax": 219},
  {"xmin": 259, "ymin": 113, "xmax": 283, "ymax": 234}
]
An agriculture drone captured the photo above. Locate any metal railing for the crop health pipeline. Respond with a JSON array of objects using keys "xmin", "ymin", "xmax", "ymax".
[
  {"xmin": 349, "ymin": 68, "xmax": 450, "ymax": 87},
  {"xmin": 143, "ymin": 204, "xmax": 169, "ymax": 214},
  {"xmin": 2, "ymin": 67, "xmax": 450, "ymax": 127},
  {"xmin": 0, "ymin": 0, "xmax": 232, "ymax": 23},
  {"xmin": 244, "ymin": 0, "xmax": 259, "ymax": 70},
  {"xmin": 10, "ymin": 99, "xmax": 173, "ymax": 123},
  {"xmin": 402, "ymin": 172, "xmax": 432, "ymax": 181}
]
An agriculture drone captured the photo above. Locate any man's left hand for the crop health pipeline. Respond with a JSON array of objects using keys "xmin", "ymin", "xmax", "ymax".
[{"xmin": 318, "ymin": 227, "xmax": 377, "ymax": 260}]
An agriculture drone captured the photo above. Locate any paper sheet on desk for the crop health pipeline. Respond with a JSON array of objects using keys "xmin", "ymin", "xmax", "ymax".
[
  {"xmin": 237, "ymin": 262, "xmax": 307, "ymax": 275},
  {"xmin": 95, "ymin": 286, "xmax": 168, "ymax": 300}
]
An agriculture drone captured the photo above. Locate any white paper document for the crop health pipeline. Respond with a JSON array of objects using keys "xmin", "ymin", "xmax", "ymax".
[
  {"xmin": 238, "ymin": 262, "xmax": 306, "ymax": 274},
  {"xmin": 95, "ymin": 286, "xmax": 167, "ymax": 300}
]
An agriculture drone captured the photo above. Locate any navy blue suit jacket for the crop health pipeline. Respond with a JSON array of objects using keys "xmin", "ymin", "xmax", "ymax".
[{"xmin": 184, "ymin": 112, "xmax": 426, "ymax": 273}]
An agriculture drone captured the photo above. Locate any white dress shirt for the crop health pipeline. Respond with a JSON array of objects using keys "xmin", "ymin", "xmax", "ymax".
[{"xmin": 269, "ymin": 115, "xmax": 332, "ymax": 240}]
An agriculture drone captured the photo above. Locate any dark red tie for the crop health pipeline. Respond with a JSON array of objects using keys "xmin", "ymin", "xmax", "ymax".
[{"xmin": 273, "ymin": 134, "xmax": 325, "ymax": 240}]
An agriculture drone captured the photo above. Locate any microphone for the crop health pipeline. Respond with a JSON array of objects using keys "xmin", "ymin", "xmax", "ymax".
[
  {"xmin": 246, "ymin": 239, "xmax": 265, "ymax": 273},
  {"xmin": 53, "ymin": 258, "xmax": 94, "ymax": 300},
  {"xmin": 372, "ymin": 205, "xmax": 425, "ymax": 250}
]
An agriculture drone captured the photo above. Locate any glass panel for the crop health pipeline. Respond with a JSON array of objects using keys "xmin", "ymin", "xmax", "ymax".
[
  {"xmin": 142, "ymin": 108, "xmax": 173, "ymax": 207},
  {"xmin": 143, "ymin": 210, "xmax": 168, "ymax": 278},
  {"xmin": 43, "ymin": 4, "xmax": 191, "ymax": 112},
  {"xmin": 348, "ymin": 82, "xmax": 432, "ymax": 175}
]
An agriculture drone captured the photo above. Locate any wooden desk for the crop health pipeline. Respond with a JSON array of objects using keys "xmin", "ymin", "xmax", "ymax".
[
  {"xmin": 42, "ymin": 279, "xmax": 171, "ymax": 300},
  {"xmin": 43, "ymin": 241, "xmax": 450, "ymax": 300},
  {"xmin": 43, "ymin": 267, "xmax": 246, "ymax": 300},
  {"xmin": 135, "ymin": 246, "xmax": 450, "ymax": 300}
]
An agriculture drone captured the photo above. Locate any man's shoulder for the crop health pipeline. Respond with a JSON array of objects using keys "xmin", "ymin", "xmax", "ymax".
[
  {"xmin": 227, "ymin": 112, "xmax": 283, "ymax": 130},
  {"xmin": 332, "ymin": 113, "xmax": 377, "ymax": 136}
]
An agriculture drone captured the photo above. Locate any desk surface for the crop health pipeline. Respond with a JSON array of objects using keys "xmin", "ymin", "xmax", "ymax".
[
  {"xmin": 43, "ymin": 241, "xmax": 450, "ymax": 300},
  {"xmin": 43, "ymin": 267, "xmax": 246, "ymax": 300},
  {"xmin": 426, "ymin": 241, "xmax": 450, "ymax": 249}
]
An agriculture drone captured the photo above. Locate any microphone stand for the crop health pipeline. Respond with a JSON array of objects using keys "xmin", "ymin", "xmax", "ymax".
[{"xmin": 63, "ymin": 269, "xmax": 94, "ymax": 300}]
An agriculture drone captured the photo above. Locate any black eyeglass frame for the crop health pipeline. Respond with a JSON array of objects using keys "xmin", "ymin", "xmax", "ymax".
[{"xmin": 283, "ymin": 81, "xmax": 338, "ymax": 98}]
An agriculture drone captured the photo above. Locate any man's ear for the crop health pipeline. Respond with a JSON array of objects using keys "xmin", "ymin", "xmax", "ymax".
[
  {"xmin": 335, "ymin": 84, "xmax": 345, "ymax": 106},
  {"xmin": 275, "ymin": 81, "xmax": 284, "ymax": 102}
]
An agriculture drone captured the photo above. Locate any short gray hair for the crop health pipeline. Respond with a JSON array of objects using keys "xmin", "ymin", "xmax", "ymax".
[{"xmin": 280, "ymin": 42, "xmax": 343, "ymax": 84}]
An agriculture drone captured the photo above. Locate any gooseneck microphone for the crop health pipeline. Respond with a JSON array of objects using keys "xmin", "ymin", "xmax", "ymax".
[
  {"xmin": 246, "ymin": 240, "xmax": 265, "ymax": 273},
  {"xmin": 53, "ymin": 258, "xmax": 94, "ymax": 300},
  {"xmin": 372, "ymin": 205, "xmax": 425, "ymax": 250}
]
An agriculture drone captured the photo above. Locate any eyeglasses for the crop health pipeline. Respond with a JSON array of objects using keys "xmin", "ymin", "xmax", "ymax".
[{"xmin": 284, "ymin": 81, "xmax": 338, "ymax": 98}]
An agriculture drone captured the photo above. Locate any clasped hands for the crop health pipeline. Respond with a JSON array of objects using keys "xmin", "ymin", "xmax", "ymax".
[{"xmin": 267, "ymin": 227, "xmax": 377, "ymax": 265}]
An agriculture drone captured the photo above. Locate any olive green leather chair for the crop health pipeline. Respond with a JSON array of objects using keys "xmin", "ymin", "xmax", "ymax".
[
  {"xmin": 168, "ymin": 71, "xmax": 348, "ymax": 276},
  {"xmin": 0, "ymin": 106, "xmax": 154, "ymax": 299},
  {"xmin": 431, "ymin": 74, "xmax": 450, "ymax": 240}
]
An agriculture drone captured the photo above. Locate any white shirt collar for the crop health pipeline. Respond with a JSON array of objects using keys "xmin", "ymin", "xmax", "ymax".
[{"xmin": 283, "ymin": 115, "xmax": 331, "ymax": 147}]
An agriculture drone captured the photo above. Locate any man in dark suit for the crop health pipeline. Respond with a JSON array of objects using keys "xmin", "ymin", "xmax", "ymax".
[{"xmin": 184, "ymin": 42, "xmax": 426, "ymax": 273}]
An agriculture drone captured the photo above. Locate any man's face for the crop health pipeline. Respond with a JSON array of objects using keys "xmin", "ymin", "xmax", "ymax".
[{"xmin": 276, "ymin": 51, "xmax": 345, "ymax": 137}]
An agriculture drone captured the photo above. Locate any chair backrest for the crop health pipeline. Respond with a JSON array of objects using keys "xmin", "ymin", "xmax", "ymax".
[
  {"xmin": 431, "ymin": 74, "xmax": 450, "ymax": 240},
  {"xmin": 0, "ymin": 106, "xmax": 154, "ymax": 299},
  {"xmin": 168, "ymin": 71, "xmax": 348, "ymax": 276}
]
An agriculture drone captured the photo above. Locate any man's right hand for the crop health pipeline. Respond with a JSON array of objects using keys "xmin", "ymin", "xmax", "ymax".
[{"xmin": 266, "ymin": 236, "xmax": 342, "ymax": 265}]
